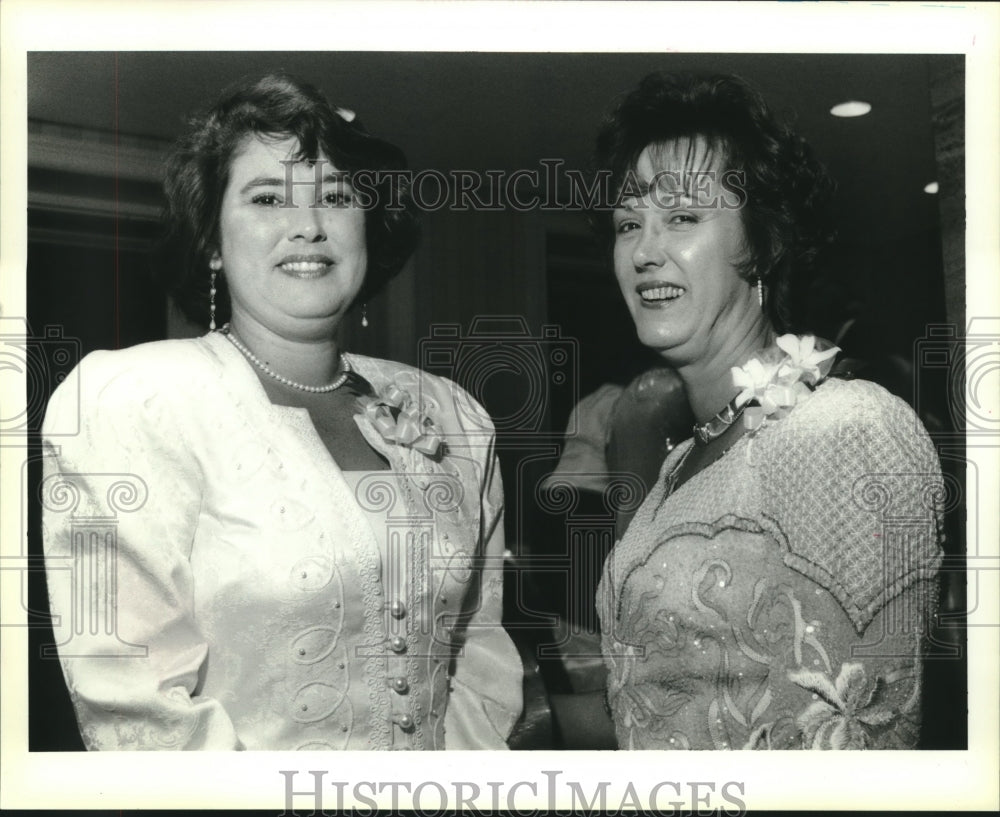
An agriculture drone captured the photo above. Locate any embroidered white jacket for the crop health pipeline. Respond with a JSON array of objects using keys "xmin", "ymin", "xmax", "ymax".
[{"xmin": 41, "ymin": 332, "xmax": 523, "ymax": 750}]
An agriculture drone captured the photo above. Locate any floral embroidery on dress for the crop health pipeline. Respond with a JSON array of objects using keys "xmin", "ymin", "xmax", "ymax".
[
  {"xmin": 607, "ymin": 541, "xmax": 923, "ymax": 750},
  {"xmin": 788, "ymin": 662, "xmax": 910, "ymax": 749}
]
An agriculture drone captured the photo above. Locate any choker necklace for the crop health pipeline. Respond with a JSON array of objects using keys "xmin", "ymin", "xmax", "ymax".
[
  {"xmin": 221, "ymin": 323, "xmax": 351, "ymax": 393},
  {"xmin": 692, "ymin": 395, "xmax": 748, "ymax": 445}
]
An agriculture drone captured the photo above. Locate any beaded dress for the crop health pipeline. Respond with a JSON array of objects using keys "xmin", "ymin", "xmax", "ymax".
[{"xmin": 597, "ymin": 372, "xmax": 943, "ymax": 750}]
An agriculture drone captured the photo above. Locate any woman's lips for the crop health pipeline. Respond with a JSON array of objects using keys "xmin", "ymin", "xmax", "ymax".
[
  {"xmin": 636, "ymin": 282, "xmax": 685, "ymax": 306},
  {"xmin": 277, "ymin": 256, "xmax": 334, "ymax": 278}
]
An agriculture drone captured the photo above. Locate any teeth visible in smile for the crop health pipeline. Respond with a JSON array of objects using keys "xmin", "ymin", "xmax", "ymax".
[
  {"xmin": 281, "ymin": 261, "xmax": 329, "ymax": 273},
  {"xmin": 639, "ymin": 286, "xmax": 684, "ymax": 302}
]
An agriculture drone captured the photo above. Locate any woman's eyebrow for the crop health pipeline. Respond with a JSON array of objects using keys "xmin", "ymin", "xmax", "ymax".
[
  {"xmin": 624, "ymin": 179, "xmax": 652, "ymax": 198},
  {"xmin": 322, "ymin": 170, "xmax": 353, "ymax": 184},
  {"xmin": 238, "ymin": 170, "xmax": 352, "ymax": 195},
  {"xmin": 238, "ymin": 175, "xmax": 286, "ymax": 193}
]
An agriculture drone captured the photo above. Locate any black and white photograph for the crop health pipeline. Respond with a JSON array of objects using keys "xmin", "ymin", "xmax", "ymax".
[{"xmin": 1, "ymin": 1, "xmax": 997, "ymax": 813}]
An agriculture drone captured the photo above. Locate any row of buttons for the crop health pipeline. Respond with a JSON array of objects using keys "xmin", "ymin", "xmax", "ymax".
[
  {"xmin": 386, "ymin": 598, "xmax": 420, "ymax": 738},
  {"xmin": 387, "ymin": 597, "xmax": 412, "ymax": 735},
  {"xmin": 386, "ymin": 581, "xmax": 453, "ymax": 742}
]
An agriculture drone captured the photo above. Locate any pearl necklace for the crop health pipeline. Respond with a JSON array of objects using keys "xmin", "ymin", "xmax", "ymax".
[{"xmin": 221, "ymin": 323, "xmax": 352, "ymax": 393}]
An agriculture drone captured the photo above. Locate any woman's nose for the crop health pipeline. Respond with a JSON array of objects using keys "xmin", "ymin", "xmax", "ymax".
[
  {"xmin": 288, "ymin": 191, "xmax": 328, "ymax": 242},
  {"xmin": 632, "ymin": 224, "xmax": 665, "ymax": 271}
]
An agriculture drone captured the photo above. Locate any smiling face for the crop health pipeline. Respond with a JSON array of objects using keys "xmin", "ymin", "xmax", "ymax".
[
  {"xmin": 612, "ymin": 138, "xmax": 763, "ymax": 366},
  {"xmin": 215, "ymin": 134, "xmax": 367, "ymax": 341}
]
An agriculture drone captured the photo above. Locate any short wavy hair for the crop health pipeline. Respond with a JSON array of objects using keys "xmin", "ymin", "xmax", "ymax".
[
  {"xmin": 159, "ymin": 71, "xmax": 420, "ymax": 327},
  {"xmin": 594, "ymin": 72, "xmax": 836, "ymax": 334}
]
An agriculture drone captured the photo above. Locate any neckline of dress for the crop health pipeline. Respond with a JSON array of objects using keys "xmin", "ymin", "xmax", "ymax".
[{"xmin": 657, "ymin": 431, "xmax": 752, "ymax": 508}]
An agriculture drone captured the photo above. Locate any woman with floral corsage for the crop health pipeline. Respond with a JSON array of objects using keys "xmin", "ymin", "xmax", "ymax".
[
  {"xmin": 41, "ymin": 72, "xmax": 522, "ymax": 750},
  {"xmin": 592, "ymin": 73, "xmax": 944, "ymax": 750}
]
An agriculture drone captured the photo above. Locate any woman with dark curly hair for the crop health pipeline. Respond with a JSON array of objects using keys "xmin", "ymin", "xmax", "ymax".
[
  {"xmin": 41, "ymin": 72, "xmax": 521, "ymax": 750},
  {"xmin": 594, "ymin": 73, "xmax": 943, "ymax": 749}
]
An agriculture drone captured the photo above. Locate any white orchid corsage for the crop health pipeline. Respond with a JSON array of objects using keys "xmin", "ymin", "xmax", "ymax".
[
  {"xmin": 732, "ymin": 334, "xmax": 840, "ymax": 432},
  {"xmin": 357, "ymin": 383, "xmax": 444, "ymax": 459}
]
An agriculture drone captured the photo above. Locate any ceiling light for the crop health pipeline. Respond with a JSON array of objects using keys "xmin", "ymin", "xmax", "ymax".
[
  {"xmin": 830, "ymin": 100, "xmax": 872, "ymax": 118},
  {"xmin": 924, "ymin": 182, "xmax": 939, "ymax": 194}
]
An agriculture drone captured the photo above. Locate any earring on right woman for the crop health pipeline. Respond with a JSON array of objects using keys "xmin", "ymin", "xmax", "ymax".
[
  {"xmin": 361, "ymin": 303, "xmax": 369, "ymax": 328},
  {"xmin": 756, "ymin": 278, "xmax": 764, "ymax": 308}
]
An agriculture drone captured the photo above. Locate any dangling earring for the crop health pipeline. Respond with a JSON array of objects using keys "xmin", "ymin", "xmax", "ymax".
[
  {"xmin": 756, "ymin": 278, "xmax": 764, "ymax": 308},
  {"xmin": 361, "ymin": 302, "xmax": 369, "ymax": 328},
  {"xmin": 209, "ymin": 256, "xmax": 222, "ymax": 331},
  {"xmin": 209, "ymin": 272, "xmax": 217, "ymax": 330}
]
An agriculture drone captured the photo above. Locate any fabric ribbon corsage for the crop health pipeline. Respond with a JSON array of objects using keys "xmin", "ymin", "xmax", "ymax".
[
  {"xmin": 732, "ymin": 334, "xmax": 839, "ymax": 433},
  {"xmin": 357, "ymin": 383, "xmax": 444, "ymax": 459}
]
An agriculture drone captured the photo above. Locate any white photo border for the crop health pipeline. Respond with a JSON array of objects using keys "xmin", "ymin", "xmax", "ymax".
[{"xmin": 1, "ymin": 1, "xmax": 997, "ymax": 812}]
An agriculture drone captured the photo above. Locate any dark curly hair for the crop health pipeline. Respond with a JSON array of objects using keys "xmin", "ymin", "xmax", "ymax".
[
  {"xmin": 594, "ymin": 72, "xmax": 836, "ymax": 334},
  {"xmin": 159, "ymin": 70, "xmax": 420, "ymax": 327}
]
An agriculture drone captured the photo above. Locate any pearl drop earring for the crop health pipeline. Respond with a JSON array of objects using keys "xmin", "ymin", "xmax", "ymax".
[
  {"xmin": 209, "ymin": 272, "xmax": 217, "ymax": 331},
  {"xmin": 209, "ymin": 256, "xmax": 222, "ymax": 331}
]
